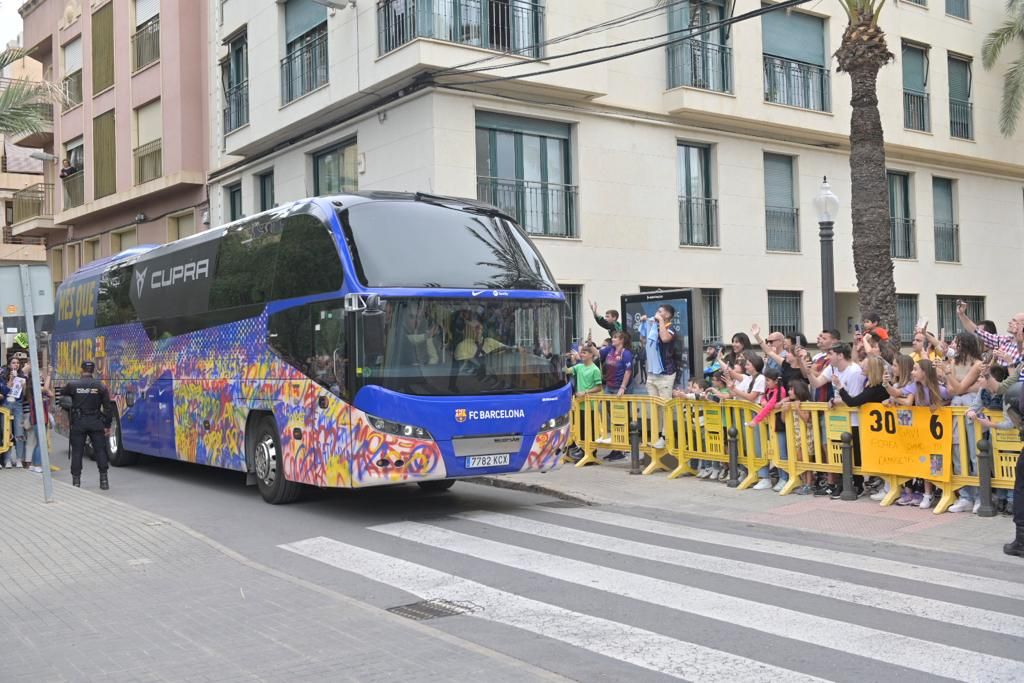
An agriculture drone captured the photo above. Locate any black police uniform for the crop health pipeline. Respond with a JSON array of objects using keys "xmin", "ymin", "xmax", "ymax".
[{"xmin": 61, "ymin": 362, "xmax": 114, "ymax": 488}]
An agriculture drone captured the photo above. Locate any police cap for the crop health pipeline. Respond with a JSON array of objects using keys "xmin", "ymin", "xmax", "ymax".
[{"xmin": 81, "ymin": 360, "xmax": 96, "ymax": 373}]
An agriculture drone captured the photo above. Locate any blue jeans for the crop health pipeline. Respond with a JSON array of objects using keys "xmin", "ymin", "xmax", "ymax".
[
  {"xmin": 951, "ymin": 393, "xmax": 979, "ymax": 501},
  {"xmin": 756, "ymin": 430, "xmax": 789, "ymax": 481},
  {"xmin": 8, "ymin": 400, "xmax": 25, "ymax": 463}
]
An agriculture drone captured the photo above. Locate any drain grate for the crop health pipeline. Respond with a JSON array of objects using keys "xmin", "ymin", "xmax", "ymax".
[{"xmin": 387, "ymin": 599, "xmax": 479, "ymax": 621}]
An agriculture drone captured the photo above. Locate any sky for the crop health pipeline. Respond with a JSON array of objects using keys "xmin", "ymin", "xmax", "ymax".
[{"xmin": 0, "ymin": 0, "xmax": 24, "ymax": 51}]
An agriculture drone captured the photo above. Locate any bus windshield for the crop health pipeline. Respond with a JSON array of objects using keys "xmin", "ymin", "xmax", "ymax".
[{"xmin": 361, "ymin": 298, "xmax": 566, "ymax": 396}]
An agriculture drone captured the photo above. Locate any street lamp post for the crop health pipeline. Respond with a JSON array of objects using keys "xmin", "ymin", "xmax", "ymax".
[{"xmin": 813, "ymin": 177, "xmax": 840, "ymax": 332}]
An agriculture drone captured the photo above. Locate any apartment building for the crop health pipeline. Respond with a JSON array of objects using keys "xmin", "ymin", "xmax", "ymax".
[
  {"xmin": 17, "ymin": 0, "xmax": 209, "ymax": 291},
  {"xmin": 206, "ymin": 0, "xmax": 1024, "ymax": 344}
]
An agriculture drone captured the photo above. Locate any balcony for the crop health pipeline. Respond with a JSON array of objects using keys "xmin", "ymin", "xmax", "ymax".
[
  {"xmin": 133, "ymin": 139, "xmax": 163, "ymax": 185},
  {"xmin": 950, "ymin": 98, "xmax": 973, "ymax": 140},
  {"xmin": 131, "ymin": 16, "xmax": 161, "ymax": 72},
  {"xmin": 765, "ymin": 206, "xmax": 799, "ymax": 252},
  {"xmin": 11, "ymin": 183, "xmax": 55, "ymax": 237},
  {"xmin": 678, "ymin": 197, "xmax": 719, "ymax": 247},
  {"xmin": 281, "ymin": 32, "xmax": 328, "ymax": 104},
  {"xmin": 477, "ymin": 176, "xmax": 577, "ymax": 238},
  {"xmin": 763, "ymin": 56, "xmax": 830, "ymax": 112},
  {"xmin": 668, "ymin": 40, "xmax": 731, "ymax": 93},
  {"xmin": 903, "ymin": 89, "xmax": 930, "ymax": 132},
  {"xmin": 1, "ymin": 78, "xmax": 54, "ymax": 146},
  {"xmin": 0, "ymin": 228, "xmax": 46, "ymax": 263},
  {"xmin": 224, "ymin": 81, "xmax": 249, "ymax": 133},
  {"xmin": 378, "ymin": 0, "xmax": 544, "ymax": 58},
  {"xmin": 62, "ymin": 70, "xmax": 83, "ymax": 110},
  {"xmin": 62, "ymin": 171, "xmax": 84, "ymax": 210},
  {"xmin": 890, "ymin": 217, "xmax": 916, "ymax": 259},
  {"xmin": 934, "ymin": 222, "xmax": 960, "ymax": 263}
]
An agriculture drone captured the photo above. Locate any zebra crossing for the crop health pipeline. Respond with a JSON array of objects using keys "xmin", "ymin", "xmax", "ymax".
[{"xmin": 279, "ymin": 505, "xmax": 1024, "ymax": 682}]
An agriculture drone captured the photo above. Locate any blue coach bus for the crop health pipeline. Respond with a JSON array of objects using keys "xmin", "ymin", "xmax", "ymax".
[{"xmin": 51, "ymin": 193, "xmax": 573, "ymax": 503}]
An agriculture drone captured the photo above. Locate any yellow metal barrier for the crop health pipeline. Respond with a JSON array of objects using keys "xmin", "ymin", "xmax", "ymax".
[
  {"xmin": 0, "ymin": 406, "xmax": 11, "ymax": 455},
  {"xmin": 569, "ymin": 394, "xmax": 670, "ymax": 474}
]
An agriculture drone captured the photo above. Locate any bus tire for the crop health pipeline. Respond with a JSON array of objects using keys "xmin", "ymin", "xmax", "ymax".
[
  {"xmin": 106, "ymin": 411, "xmax": 138, "ymax": 467},
  {"xmin": 251, "ymin": 416, "xmax": 302, "ymax": 505},
  {"xmin": 417, "ymin": 479, "xmax": 455, "ymax": 493}
]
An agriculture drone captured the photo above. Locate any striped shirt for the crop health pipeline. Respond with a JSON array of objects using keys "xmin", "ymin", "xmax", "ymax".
[{"xmin": 975, "ymin": 330, "xmax": 1023, "ymax": 366}]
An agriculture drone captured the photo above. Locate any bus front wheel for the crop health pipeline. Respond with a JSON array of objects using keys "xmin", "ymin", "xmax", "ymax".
[
  {"xmin": 251, "ymin": 416, "xmax": 302, "ymax": 505},
  {"xmin": 106, "ymin": 411, "xmax": 138, "ymax": 467},
  {"xmin": 417, "ymin": 479, "xmax": 455, "ymax": 493}
]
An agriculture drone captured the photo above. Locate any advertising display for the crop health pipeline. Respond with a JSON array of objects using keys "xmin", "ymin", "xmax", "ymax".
[{"xmin": 620, "ymin": 289, "xmax": 702, "ymax": 391}]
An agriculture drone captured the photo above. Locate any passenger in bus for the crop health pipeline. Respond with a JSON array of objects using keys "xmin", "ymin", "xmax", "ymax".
[{"xmin": 454, "ymin": 318, "xmax": 505, "ymax": 362}]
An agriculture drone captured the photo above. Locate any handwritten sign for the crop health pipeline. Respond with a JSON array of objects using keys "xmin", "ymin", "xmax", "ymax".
[{"xmin": 859, "ymin": 405, "xmax": 952, "ymax": 481}]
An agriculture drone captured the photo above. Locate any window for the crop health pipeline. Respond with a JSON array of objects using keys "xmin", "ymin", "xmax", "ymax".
[
  {"xmin": 313, "ymin": 141, "xmax": 358, "ymax": 195},
  {"xmin": 281, "ymin": 0, "xmax": 328, "ymax": 103},
  {"xmin": 133, "ymin": 99, "xmax": 162, "ymax": 184},
  {"xmin": 475, "ymin": 112, "xmax": 577, "ymax": 238},
  {"xmin": 269, "ymin": 300, "xmax": 349, "ymax": 400},
  {"xmin": 92, "ymin": 3, "xmax": 114, "ymax": 92},
  {"xmin": 93, "ymin": 111, "xmax": 117, "ymax": 199},
  {"xmin": 62, "ymin": 37, "xmax": 83, "ymax": 109},
  {"xmin": 270, "ymin": 214, "xmax": 344, "ymax": 300},
  {"xmin": 169, "ymin": 212, "xmax": 196, "ymax": 242},
  {"xmin": 226, "ymin": 183, "xmax": 243, "ymax": 221},
  {"xmin": 761, "ymin": 8, "xmax": 829, "ymax": 112},
  {"xmin": 667, "ymin": 0, "xmax": 731, "ymax": 92},
  {"xmin": 258, "ymin": 171, "xmax": 275, "ymax": 211},
  {"xmin": 222, "ymin": 31, "xmax": 249, "ymax": 133},
  {"xmin": 946, "ymin": 0, "xmax": 969, "ymax": 19},
  {"xmin": 906, "ymin": 0, "xmax": 927, "ymax": 6},
  {"xmin": 62, "ymin": 137, "xmax": 85, "ymax": 210},
  {"xmin": 896, "ymin": 294, "xmax": 918, "ymax": 344},
  {"xmin": 937, "ymin": 295, "xmax": 984, "ymax": 341},
  {"xmin": 888, "ymin": 172, "xmax": 915, "ymax": 259},
  {"xmin": 83, "ymin": 238, "xmax": 100, "ymax": 264},
  {"xmin": 767, "ymin": 291, "xmax": 802, "ymax": 337},
  {"xmin": 4, "ymin": 201, "xmax": 13, "ymax": 227},
  {"xmin": 764, "ymin": 153, "xmax": 798, "ymax": 252},
  {"xmin": 132, "ymin": 0, "xmax": 160, "ymax": 71},
  {"xmin": 66, "ymin": 243, "xmax": 81, "ymax": 274},
  {"xmin": 702, "ymin": 289, "xmax": 722, "ymax": 346},
  {"xmin": 678, "ymin": 143, "xmax": 717, "ymax": 247},
  {"xmin": 51, "ymin": 247, "xmax": 64, "ymax": 288},
  {"xmin": 948, "ymin": 55, "xmax": 973, "ymax": 139},
  {"xmin": 559, "ymin": 285, "xmax": 582, "ymax": 344},
  {"xmin": 209, "ymin": 221, "xmax": 280, "ymax": 311},
  {"xmin": 902, "ymin": 42, "xmax": 930, "ymax": 131},
  {"xmin": 112, "ymin": 228, "xmax": 138, "ymax": 253},
  {"xmin": 932, "ymin": 177, "xmax": 958, "ymax": 263}
]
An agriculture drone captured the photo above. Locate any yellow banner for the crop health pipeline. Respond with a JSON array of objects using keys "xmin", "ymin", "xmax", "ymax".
[{"xmin": 859, "ymin": 405, "xmax": 953, "ymax": 481}]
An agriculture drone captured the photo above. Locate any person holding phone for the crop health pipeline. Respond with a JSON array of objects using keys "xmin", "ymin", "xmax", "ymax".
[
  {"xmin": 0, "ymin": 356, "xmax": 27, "ymax": 468},
  {"xmin": 956, "ymin": 300, "xmax": 1024, "ymax": 367}
]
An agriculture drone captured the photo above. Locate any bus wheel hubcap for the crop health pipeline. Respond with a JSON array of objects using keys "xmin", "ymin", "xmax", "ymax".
[
  {"xmin": 108, "ymin": 422, "xmax": 119, "ymax": 455},
  {"xmin": 255, "ymin": 436, "xmax": 276, "ymax": 484}
]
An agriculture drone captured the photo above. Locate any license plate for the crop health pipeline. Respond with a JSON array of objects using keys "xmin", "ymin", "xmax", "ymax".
[{"xmin": 466, "ymin": 454, "xmax": 511, "ymax": 468}]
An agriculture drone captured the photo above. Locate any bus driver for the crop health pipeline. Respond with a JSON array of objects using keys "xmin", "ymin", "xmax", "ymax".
[{"xmin": 455, "ymin": 317, "xmax": 505, "ymax": 362}]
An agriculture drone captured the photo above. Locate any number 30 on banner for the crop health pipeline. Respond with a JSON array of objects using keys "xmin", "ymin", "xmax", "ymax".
[{"xmin": 859, "ymin": 405, "xmax": 953, "ymax": 482}]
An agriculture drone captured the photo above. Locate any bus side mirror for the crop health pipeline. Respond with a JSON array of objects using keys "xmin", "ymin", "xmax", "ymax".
[{"xmin": 362, "ymin": 294, "xmax": 386, "ymax": 360}]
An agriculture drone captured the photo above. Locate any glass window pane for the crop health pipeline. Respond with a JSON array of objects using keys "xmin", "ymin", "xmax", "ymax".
[
  {"xmin": 494, "ymin": 131, "xmax": 516, "ymax": 179},
  {"xmin": 476, "ymin": 128, "xmax": 491, "ymax": 177}
]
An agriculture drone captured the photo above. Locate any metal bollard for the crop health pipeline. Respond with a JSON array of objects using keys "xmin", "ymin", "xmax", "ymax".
[
  {"xmin": 840, "ymin": 432, "xmax": 858, "ymax": 501},
  {"xmin": 629, "ymin": 420, "xmax": 641, "ymax": 475},
  {"xmin": 727, "ymin": 427, "xmax": 739, "ymax": 488},
  {"xmin": 976, "ymin": 437, "xmax": 995, "ymax": 518}
]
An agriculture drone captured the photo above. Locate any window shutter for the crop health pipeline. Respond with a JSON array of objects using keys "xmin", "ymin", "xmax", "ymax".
[
  {"xmin": 763, "ymin": 154, "xmax": 794, "ymax": 208},
  {"xmin": 948, "ymin": 57, "xmax": 970, "ymax": 100},
  {"xmin": 136, "ymin": 100, "xmax": 162, "ymax": 145},
  {"xmin": 285, "ymin": 0, "xmax": 327, "ymax": 43},
  {"xmin": 932, "ymin": 178, "xmax": 954, "ymax": 224},
  {"xmin": 92, "ymin": 3, "xmax": 115, "ymax": 91},
  {"xmin": 63, "ymin": 37, "xmax": 82, "ymax": 73},
  {"xmin": 475, "ymin": 112, "xmax": 570, "ymax": 139},
  {"xmin": 135, "ymin": 0, "xmax": 158, "ymax": 26},
  {"xmin": 902, "ymin": 45, "xmax": 927, "ymax": 92},
  {"xmin": 94, "ymin": 110, "xmax": 117, "ymax": 199},
  {"xmin": 761, "ymin": 10, "xmax": 825, "ymax": 65}
]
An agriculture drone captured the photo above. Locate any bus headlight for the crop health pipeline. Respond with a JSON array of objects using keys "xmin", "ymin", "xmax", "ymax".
[
  {"xmin": 368, "ymin": 414, "xmax": 433, "ymax": 440},
  {"xmin": 540, "ymin": 413, "xmax": 570, "ymax": 432}
]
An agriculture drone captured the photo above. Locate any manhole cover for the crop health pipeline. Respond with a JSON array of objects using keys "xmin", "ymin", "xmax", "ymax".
[{"xmin": 387, "ymin": 599, "xmax": 478, "ymax": 621}]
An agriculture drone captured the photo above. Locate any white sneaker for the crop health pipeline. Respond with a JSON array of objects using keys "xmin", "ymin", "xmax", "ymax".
[
  {"xmin": 708, "ymin": 468, "xmax": 721, "ymax": 480},
  {"xmin": 3, "ymin": 462, "xmax": 11, "ymax": 469},
  {"xmin": 753, "ymin": 478, "xmax": 773, "ymax": 490},
  {"xmin": 718, "ymin": 468, "xmax": 730, "ymax": 481},
  {"xmin": 919, "ymin": 493, "xmax": 934, "ymax": 509},
  {"xmin": 29, "ymin": 466, "xmax": 42, "ymax": 474},
  {"xmin": 772, "ymin": 479, "xmax": 786, "ymax": 492},
  {"xmin": 650, "ymin": 437, "xmax": 666, "ymax": 449},
  {"xmin": 595, "ymin": 436, "xmax": 612, "ymax": 444},
  {"xmin": 696, "ymin": 468, "xmax": 710, "ymax": 479},
  {"xmin": 948, "ymin": 498, "xmax": 972, "ymax": 513},
  {"xmin": 870, "ymin": 490, "xmax": 886, "ymax": 502},
  {"xmin": 973, "ymin": 499, "xmax": 981, "ymax": 514}
]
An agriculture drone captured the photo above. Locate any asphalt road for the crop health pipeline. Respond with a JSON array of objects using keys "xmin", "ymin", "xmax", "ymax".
[{"xmin": 41, "ymin": 434, "xmax": 1024, "ymax": 683}]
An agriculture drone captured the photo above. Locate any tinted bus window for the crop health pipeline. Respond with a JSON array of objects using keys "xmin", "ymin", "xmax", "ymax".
[
  {"xmin": 96, "ymin": 264, "xmax": 137, "ymax": 327},
  {"xmin": 271, "ymin": 214, "xmax": 343, "ymax": 300},
  {"xmin": 208, "ymin": 221, "xmax": 281, "ymax": 311}
]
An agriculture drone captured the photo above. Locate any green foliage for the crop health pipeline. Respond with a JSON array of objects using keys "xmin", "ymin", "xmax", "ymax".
[
  {"xmin": 0, "ymin": 48, "xmax": 63, "ymax": 136},
  {"xmin": 982, "ymin": 1, "xmax": 1024, "ymax": 137}
]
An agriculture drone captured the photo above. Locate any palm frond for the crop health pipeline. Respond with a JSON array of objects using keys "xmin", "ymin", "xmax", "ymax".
[
  {"xmin": 0, "ymin": 79, "xmax": 53, "ymax": 136},
  {"xmin": 999, "ymin": 55, "xmax": 1024, "ymax": 137},
  {"xmin": 982, "ymin": 19, "xmax": 1024, "ymax": 70},
  {"xmin": 0, "ymin": 48, "xmax": 29, "ymax": 73}
]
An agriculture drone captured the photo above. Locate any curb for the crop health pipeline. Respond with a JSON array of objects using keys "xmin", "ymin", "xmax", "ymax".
[{"xmin": 468, "ymin": 475, "xmax": 595, "ymax": 505}]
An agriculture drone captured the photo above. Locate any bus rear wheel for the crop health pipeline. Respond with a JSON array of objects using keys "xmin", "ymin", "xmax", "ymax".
[
  {"xmin": 251, "ymin": 416, "xmax": 302, "ymax": 505},
  {"xmin": 417, "ymin": 479, "xmax": 455, "ymax": 493}
]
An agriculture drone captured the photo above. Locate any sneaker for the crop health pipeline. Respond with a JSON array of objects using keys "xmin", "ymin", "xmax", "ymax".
[
  {"xmin": 752, "ymin": 478, "xmax": 773, "ymax": 490},
  {"xmin": 973, "ymin": 499, "xmax": 981, "ymax": 514},
  {"xmin": 650, "ymin": 436, "xmax": 666, "ymax": 450},
  {"xmin": 595, "ymin": 436, "xmax": 612, "ymax": 444},
  {"xmin": 772, "ymin": 479, "xmax": 786, "ymax": 492},
  {"xmin": 603, "ymin": 451, "xmax": 625, "ymax": 462},
  {"xmin": 948, "ymin": 498, "xmax": 972, "ymax": 513},
  {"xmin": 918, "ymin": 493, "xmax": 933, "ymax": 509},
  {"xmin": 3, "ymin": 462, "xmax": 11, "ymax": 469},
  {"xmin": 814, "ymin": 483, "xmax": 836, "ymax": 497},
  {"xmin": 696, "ymin": 468, "xmax": 710, "ymax": 479},
  {"xmin": 718, "ymin": 469, "xmax": 730, "ymax": 481},
  {"xmin": 29, "ymin": 466, "xmax": 42, "ymax": 473},
  {"xmin": 870, "ymin": 489, "xmax": 887, "ymax": 502},
  {"xmin": 707, "ymin": 468, "xmax": 721, "ymax": 480},
  {"xmin": 896, "ymin": 491, "xmax": 914, "ymax": 506},
  {"xmin": 829, "ymin": 485, "xmax": 845, "ymax": 500},
  {"xmin": 795, "ymin": 484, "xmax": 814, "ymax": 495}
]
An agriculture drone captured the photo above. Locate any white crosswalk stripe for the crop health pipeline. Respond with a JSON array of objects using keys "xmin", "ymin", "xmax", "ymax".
[{"xmin": 279, "ymin": 507, "xmax": 1024, "ymax": 683}]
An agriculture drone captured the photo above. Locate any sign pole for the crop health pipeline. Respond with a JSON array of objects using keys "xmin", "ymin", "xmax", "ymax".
[{"xmin": 19, "ymin": 265, "xmax": 54, "ymax": 503}]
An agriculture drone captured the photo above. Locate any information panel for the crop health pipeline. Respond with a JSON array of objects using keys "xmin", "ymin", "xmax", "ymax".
[{"xmin": 859, "ymin": 405, "xmax": 953, "ymax": 481}]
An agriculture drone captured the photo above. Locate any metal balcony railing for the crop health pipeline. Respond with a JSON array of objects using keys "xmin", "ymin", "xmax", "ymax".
[
  {"xmin": 904, "ymin": 89, "xmax": 930, "ymax": 131},
  {"xmin": 891, "ymin": 217, "xmax": 916, "ymax": 259},
  {"xmin": 62, "ymin": 172, "xmax": 84, "ymax": 210},
  {"xmin": 131, "ymin": 16, "xmax": 160, "ymax": 72},
  {"xmin": 905, "ymin": 0, "xmax": 927, "ymax": 5},
  {"xmin": 765, "ymin": 206, "xmax": 799, "ymax": 252},
  {"xmin": 13, "ymin": 183, "xmax": 54, "ymax": 223},
  {"xmin": 224, "ymin": 80, "xmax": 249, "ymax": 133},
  {"xmin": 378, "ymin": 0, "xmax": 544, "ymax": 57},
  {"xmin": 668, "ymin": 40, "xmax": 732, "ymax": 93},
  {"xmin": 281, "ymin": 31, "xmax": 328, "ymax": 104},
  {"xmin": 62, "ymin": 70, "xmax": 83, "ymax": 110},
  {"xmin": 133, "ymin": 139, "xmax": 162, "ymax": 184},
  {"xmin": 946, "ymin": 0, "xmax": 969, "ymax": 19},
  {"xmin": 934, "ymin": 221, "xmax": 960, "ymax": 263},
  {"xmin": 763, "ymin": 56, "xmax": 830, "ymax": 112},
  {"xmin": 678, "ymin": 197, "xmax": 719, "ymax": 247},
  {"xmin": 949, "ymin": 98, "xmax": 973, "ymax": 140},
  {"xmin": 2, "ymin": 227, "xmax": 46, "ymax": 245},
  {"xmin": 477, "ymin": 176, "xmax": 578, "ymax": 238}
]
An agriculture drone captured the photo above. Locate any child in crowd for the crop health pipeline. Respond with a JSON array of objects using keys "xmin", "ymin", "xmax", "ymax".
[
  {"xmin": 565, "ymin": 345, "xmax": 603, "ymax": 462},
  {"xmin": 748, "ymin": 368, "xmax": 789, "ymax": 491}
]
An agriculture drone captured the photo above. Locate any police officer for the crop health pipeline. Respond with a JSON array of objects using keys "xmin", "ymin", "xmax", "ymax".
[{"xmin": 60, "ymin": 360, "xmax": 114, "ymax": 490}]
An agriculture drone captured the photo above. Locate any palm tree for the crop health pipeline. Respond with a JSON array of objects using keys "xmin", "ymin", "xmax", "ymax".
[
  {"xmin": 982, "ymin": 0, "xmax": 1024, "ymax": 137},
  {"xmin": 835, "ymin": 0, "xmax": 898, "ymax": 337},
  {"xmin": 0, "ymin": 47, "xmax": 58, "ymax": 136}
]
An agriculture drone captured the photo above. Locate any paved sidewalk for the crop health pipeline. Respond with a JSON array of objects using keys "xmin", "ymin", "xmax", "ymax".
[
  {"xmin": 484, "ymin": 458, "xmax": 1020, "ymax": 562},
  {"xmin": 0, "ymin": 470, "xmax": 566, "ymax": 683}
]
